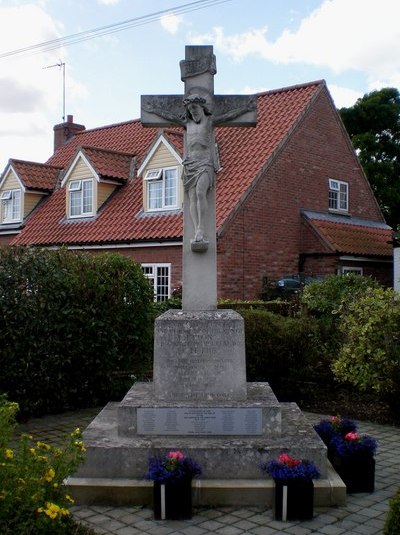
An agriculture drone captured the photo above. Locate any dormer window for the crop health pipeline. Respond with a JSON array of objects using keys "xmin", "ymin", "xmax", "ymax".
[
  {"xmin": 329, "ymin": 179, "xmax": 348, "ymax": 212},
  {"xmin": 145, "ymin": 167, "xmax": 178, "ymax": 211},
  {"xmin": 69, "ymin": 179, "xmax": 93, "ymax": 217},
  {"xmin": 1, "ymin": 189, "xmax": 21, "ymax": 223}
]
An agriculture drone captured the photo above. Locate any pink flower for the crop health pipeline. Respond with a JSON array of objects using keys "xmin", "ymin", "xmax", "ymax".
[
  {"xmin": 278, "ymin": 453, "xmax": 300, "ymax": 467},
  {"xmin": 167, "ymin": 450, "xmax": 185, "ymax": 460},
  {"xmin": 331, "ymin": 416, "xmax": 340, "ymax": 424},
  {"xmin": 345, "ymin": 432, "xmax": 359, "ymax": 441}
]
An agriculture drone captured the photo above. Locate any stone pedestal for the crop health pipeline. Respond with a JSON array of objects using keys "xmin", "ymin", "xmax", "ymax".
[{"xmin": 153, "ymin": 310, "xmax": 247, "ymax": 401}]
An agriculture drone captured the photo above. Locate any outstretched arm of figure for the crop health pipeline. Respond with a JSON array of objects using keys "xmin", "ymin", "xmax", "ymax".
[
  {"xmin": 141, "ymin": 103, "xmax": 186, "ymax": 126},
  {"xmin": 214, "ymin": 97, "xmax": 257, "ymax": 124}
]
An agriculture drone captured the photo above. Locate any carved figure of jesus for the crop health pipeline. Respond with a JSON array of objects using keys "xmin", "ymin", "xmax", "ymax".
[{"xmin": 143, "ymin": 93, "xmax": 255, "ymax": 250}]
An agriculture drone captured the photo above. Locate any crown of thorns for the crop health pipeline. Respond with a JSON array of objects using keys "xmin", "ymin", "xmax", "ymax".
[{"xmin": 183, "ymin": 95, "xmax": 207, "ymax": 106}]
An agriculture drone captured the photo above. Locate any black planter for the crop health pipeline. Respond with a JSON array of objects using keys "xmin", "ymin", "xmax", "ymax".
[
  {"xmin": 274, "ymin": 479, "xmax": 314, "ymax": 521},
  {"xmin": 153, "ymin": 479, "xmax": 192, "ymax": 520},
  {"xmin": 331, "ymin": 453, "xmax": 375, "ymax": 493}
]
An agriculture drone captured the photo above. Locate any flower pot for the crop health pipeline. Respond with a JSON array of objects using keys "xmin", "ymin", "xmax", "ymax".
[
  {"xmin": 332, "ymin": 453, "xmax": 375, "ymax": 493},
  {"xmin": 153, "ymin": 479, "xmax": 192, "ymax": 520},
  {"xmin": 274, "ymin": 479, "xmax": 314, "ymax": 521}
]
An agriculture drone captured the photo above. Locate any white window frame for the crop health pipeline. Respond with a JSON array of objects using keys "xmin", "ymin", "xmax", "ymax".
[
  {"xmin": 145, "ymin": 167, "xmax": 178, "ymax": 212},
  {"xmin": 340, "ymin": 266, "xmax": 363, "ymax": 276},
  {"xmin": 68, "ymin": 178, "xmax": 94, "ymax": 218},
  {"xmin": 142, "ymin": 263, "xmax": 171, "ymax": 302},
  {"xmin": 1, "ymin": 188, "xmax": 22, "ymax": 223},
  {"xmin": 329, "ymin": 179, "xmax": 348, "ymax": 212}
]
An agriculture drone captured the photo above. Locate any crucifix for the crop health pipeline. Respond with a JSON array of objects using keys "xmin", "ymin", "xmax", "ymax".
[{"xmin": 141, "ymin": 45, "xmax": 257, "ymax": 311}]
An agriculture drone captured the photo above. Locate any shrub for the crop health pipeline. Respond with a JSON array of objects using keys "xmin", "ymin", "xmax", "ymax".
[
  {"xmin": 301, "ymin": 273, "xmax": 381, "ymax": 320},
  {"xmin": 0, "ymin": 395, "xmax": 87, "ymax": 535},
  {"xmin": 240, "ymin": 309, "xmax": 322, "ymax": 393},
  {"xmin": 384, "ymin": 487, "xmax": 400, "ymax": 535},
  {"xmin": 0, "ymin": 247, "xmax": 154, "ymax": 417},
  {"xmin": 301, "ymin": 274, "xmax": 382, "ymax": 359},
  {"xmin": 332, "ymin": 287, "xmax": 400, "ymax": 400}
]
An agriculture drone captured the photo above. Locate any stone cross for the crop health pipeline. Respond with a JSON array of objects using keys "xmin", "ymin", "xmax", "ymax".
[{"xmin": 141, "ymin": 45, "xmax": 257, "ymax": 311}]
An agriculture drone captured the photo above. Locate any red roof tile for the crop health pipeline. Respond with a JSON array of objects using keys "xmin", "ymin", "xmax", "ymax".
[
  {"xmin": 304, "ymin": 212, "xmax": 393, "ymax": 257},
  {"xmin": 10, "ymin": 160, "xmax": 62, "ymax": 192},
  {"xmin": 12, "ymin": 81, "xmax": 339, "ymax": 246},
  {"xmin": 79, "ymin": 146, "xmax": 134, "ymax": 182}
]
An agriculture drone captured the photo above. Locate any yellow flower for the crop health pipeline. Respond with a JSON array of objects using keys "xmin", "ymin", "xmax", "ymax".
[
  {"xmin": 74, "ymin": 440, "xmax": 86, "ymax": 452},
  {"xmin": 29, "ymin": 448, "xmax": 36, "ymax": 455},
  {"xmin": 60, "ymin": 507, "xmax": 70, "ymax": 516},
  {"xmin": 65, "ymin": 494, "xmax": 74, "ymax": 504},
  {"xmin": 44, "ymin": 467, "xmax": 55, "ymax": 482},
  {"xmin": 37, "ymin": 441, "xmax": 51, "ymax": 451},
  {"xmin": 5, "ymin": 449, "xmax": 14, "ymax": 459},
  {"xmin": 38, "ymin": 502, "xmax": 61, "ymax": 519}
]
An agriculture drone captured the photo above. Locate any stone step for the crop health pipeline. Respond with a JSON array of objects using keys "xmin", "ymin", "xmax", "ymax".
[{"xmin": 66, "ymin": 465, "xmax": 346, "ymax": 507}]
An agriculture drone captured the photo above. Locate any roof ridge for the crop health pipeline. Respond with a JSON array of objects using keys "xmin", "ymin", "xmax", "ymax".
[
  {"xmin": 80, "ymin": 145, "xmax": 136, "ymax": 157},
  {"xmin": 75, "ymin": 118, "xmax": 140, "ymax": 136},
  {"xmin": 303, "ymin": 210, "xmax": 391, "ymax": 230},
  {"xmin": 10, "ymin": 158, "xmax": 63, "ymax": 169},
  {"xmin": 256, "ymin": 79, "xmax": 326, "ymax": 97}
]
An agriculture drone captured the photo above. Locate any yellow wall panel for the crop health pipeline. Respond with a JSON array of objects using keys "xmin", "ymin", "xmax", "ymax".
[
  {"xmin": 24, "ymin": 193, "xmax": 43, "ymax": 217},
  {"xmin": 98, "ymin": 182, "xmax": 116, "ymax": 209}
]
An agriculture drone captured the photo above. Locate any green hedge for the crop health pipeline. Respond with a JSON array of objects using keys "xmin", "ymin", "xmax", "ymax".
[
  {"xmin": 384, "ymin": 487, "xmax": 400, "ymax": 535},
  {"xmin": 240, "ymin": 309, "xmax": 323, "ymax": 396},
  {"xmin": 0, "ymin": 247, "xmax": 154, "ymax": 417}
]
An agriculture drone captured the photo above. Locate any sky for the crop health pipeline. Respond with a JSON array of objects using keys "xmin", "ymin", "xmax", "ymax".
[{"xmin": 0, "ymin": 0, "xmax": 400, "ymax": 171}]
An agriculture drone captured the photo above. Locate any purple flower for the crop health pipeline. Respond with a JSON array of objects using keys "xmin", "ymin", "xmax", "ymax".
[
  {"xmin": 147, "ymin": 451, "xmax": 202, "ymax": 483},
  {"xmin": 261, "ymin": 454, "xmax": 320, "ymax": 482},
  {"xmin": 329, "ymin": 433, "xmax": 377, "ymax": 458},
  {"xmin": 314, "ymin": 416, "xmax": 357, "ymax": 445}
]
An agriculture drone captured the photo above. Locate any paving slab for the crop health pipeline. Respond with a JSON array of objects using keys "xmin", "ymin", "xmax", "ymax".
[{"xmin": 16, "ymin": 409, "xmax": 400, "ymax": 534}]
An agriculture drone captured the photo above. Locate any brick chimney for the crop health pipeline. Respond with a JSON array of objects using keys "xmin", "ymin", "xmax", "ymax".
[{"xmin": 53, "ymin": 115, "xmax": 85, "ymax": 152}]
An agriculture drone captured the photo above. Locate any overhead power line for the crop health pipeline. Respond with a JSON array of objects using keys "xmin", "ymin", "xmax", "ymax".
[{"xmin": 0, "ymin": 0, "xmax": 233, "ymax": 60}]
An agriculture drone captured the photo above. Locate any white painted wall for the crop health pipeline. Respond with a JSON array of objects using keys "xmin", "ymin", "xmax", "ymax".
[{"xmin": 394, "ymin": 248, "xmax": 400, "ymax": 292}]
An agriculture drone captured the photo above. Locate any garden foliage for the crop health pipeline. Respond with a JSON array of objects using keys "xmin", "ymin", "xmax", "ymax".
[
  {"xmin": 0, "ymin": 247, "xmax": 154, "ymax": 417},
  {"xmin": 240, "ymin": 308, "xmax": 321, "ymax": 391},
  {"xmin": 333, "ymin": 286, "xmax": 400, "ymax": 397},
  {"xmin": 384, "ymin": 487, "xmax": 400, "ymax": 535},
  {"xmin": 0, "ymin": 395, "xmax": 87, "ymax": 535}
]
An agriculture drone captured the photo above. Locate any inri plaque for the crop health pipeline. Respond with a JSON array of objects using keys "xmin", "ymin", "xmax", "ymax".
[{"xmin": 137, "ymin": 407, "xmax": 262, "ymax": 435}]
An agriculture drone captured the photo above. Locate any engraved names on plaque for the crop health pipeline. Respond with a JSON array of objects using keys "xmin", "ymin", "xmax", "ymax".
[{"xmin": 137, "ymin": 407, "xmax": 262, "ymax": 435}]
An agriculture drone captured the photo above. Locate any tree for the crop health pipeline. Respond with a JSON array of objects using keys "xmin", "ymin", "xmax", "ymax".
[{"xmin": 339, "ymin": 88, "xmax": 400, "ymax": 230}]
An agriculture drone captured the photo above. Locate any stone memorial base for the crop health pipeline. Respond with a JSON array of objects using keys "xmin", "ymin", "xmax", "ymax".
[
  {"xmin": 67, "ymin": 390, "xmax": 346, "ymax": 506},
  {"xmin": 66, "ymin": 309, "xmax": 346, "ymax": 507}
]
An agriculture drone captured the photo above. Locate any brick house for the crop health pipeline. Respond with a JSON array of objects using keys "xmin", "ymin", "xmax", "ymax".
[{"xmin": 0, "ymin": 80, "xmax": 393, "ymax": 300}]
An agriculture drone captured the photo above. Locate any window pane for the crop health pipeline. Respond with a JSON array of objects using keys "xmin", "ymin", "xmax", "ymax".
[
  {"xmin": 156, "ymin": 266, "xmax": 169, "ymax": 301},
  {"xmin": 148, "ymin": 181, "xmax": 162, "ymax": 209},
  {"xmin": 12, "ymin": 190, "xmax": 21, "ymax": 220},
  {"xmin": 339, "ymin": 183, "xmax": 348, "ymax": 210},
  {"xmin": 329, "ymin": 190, "xmax": 338, "ymax": 210},
  {"xmin": 2, "ymin": 199, "xmax": 11, "ymax": 221},
  {"xmin": 164, "ymin": 169, "xmax": 177, "ymax": 207},
  {"xmin": 142, "ymin": 264, "xmax": 170, "ymax": 302},
  {"xmin": 82, "ymin": 180, "xmax": 93, "ymax": 214},
  {"xmin": 70, "ymin": 190, "xmax": 81, "ymax": 216}
]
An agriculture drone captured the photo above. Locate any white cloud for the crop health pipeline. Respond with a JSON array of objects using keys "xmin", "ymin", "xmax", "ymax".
[
  {"xmin": 191, "ymin": 0, "xmax": 400, "ymax": 92},
  {"xmin": 327, "ymin": 84, "xmax": 362, "ymax": 109},
  {"xmin": 0, "ymin": 4, "xmax": 86, "ymax": 169},
  {"xmin": 97, "ymin": 0, "xmax": 120, "ymax": 5},
  {"xmin": 160, "ymin": 13, "xmax": 183, "ymax": 34}
]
